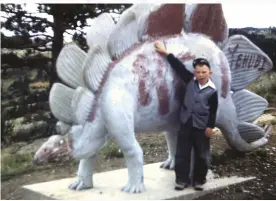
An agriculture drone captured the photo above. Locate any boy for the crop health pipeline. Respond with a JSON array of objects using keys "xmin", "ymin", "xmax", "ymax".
[{"xmin": 154, "ymin": 42, "xmax": 218, "ymax": 191}]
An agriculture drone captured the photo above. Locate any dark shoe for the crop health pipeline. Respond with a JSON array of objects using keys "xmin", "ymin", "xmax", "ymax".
[
  {"xmin": 175, "ymin": 182, "xmax": 189, "ymax": 190},
  {"xmin": 194, "ymin": 183, "xmax": 204, "ymax": 191}
]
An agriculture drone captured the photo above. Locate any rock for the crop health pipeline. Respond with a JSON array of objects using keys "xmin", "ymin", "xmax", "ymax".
[
  {"xmin": 213, "ymin": 127, "xmax": 222, "ymax": 136},
  {"xmin": 7, "ymin": 117, "xmax": 25, "ymax": 127},
  {"xmin": 212, "ymin": 113, "xmax": 276, "ymax": 137},
  {"xmin": 18, "ymin": 138, "xmax": 48, "ymax": 155},
  {"xmin": 253, "ymin": 114, "xmax": 276, "ymax": 125},
  {"xmin": 4, "ymin": 141, "xmax": 28, "ymax": 154},
  {"xmin": 265, "ymin": 107, "xmax": 276, "ymax": 113},
  {"xmin": 12, "ymin": 120, "xmax": 48, "ymax": 140}
]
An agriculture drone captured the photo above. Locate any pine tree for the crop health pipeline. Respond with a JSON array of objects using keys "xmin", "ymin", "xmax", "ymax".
[{"xmin": 1, "ymin": 3, "xmax": 131, "ymax": 85}]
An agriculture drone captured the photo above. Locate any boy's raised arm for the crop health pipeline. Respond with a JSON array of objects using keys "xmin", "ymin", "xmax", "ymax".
[
  {"xmin": 154, "ymin": 42, "xmax": 194, "ymax": 84},
  {"xmin": 167, "ymin": 53, "xmax": 194, "ymax": 83}
]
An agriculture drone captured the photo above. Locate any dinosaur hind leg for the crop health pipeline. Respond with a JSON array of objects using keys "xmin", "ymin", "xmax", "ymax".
[{"xmin": 160, "ymin": 130, "xmax": 178, "ymax": 170}]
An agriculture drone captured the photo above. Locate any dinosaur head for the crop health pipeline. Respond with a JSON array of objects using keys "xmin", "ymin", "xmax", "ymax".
[{"xmin": 33, "ymin": 135, "xmax": 70, "ymax": 164}]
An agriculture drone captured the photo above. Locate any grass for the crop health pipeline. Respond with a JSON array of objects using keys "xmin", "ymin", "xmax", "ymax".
[
  {"xmin": 1, "ymin": 138, "xmax": 124, "ymax": 181},
  {"xmin": 1, "ymin": 78, "xmax": 17, "ymax": 93},
  {"xmin": 247, "ymin": 72, "xmax": 276, "ymax": 105},
  {"xmin": 0, "ymin": 150, "xmax": 52, "ymax": 181},
  {"xmin": 100, "ymin": 139, "xmax": 124, "ymax": 159},
  {"xmin": 28, "ymin": 70, "xmax": 38, "ymax": 81}
]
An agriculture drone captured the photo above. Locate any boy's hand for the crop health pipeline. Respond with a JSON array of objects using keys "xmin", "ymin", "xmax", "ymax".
[
  {"xmin": 205, "ymin": 128, "xmax": 213, "ymax": 137},
  {"xmin": 154, "ymin": 42, "xmax": 168, "ymax": 55}
]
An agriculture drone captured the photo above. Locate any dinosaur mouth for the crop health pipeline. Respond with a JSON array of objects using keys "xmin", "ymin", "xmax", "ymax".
[
  {"xmin": 33, "ymin": 158, "xmax": 48, "ymax": 165},
  {"xmin": 47, "ymin": 143, "xmax": 73, "ymax": 163}
]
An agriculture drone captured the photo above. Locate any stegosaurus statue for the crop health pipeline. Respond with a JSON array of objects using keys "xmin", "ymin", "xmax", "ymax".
[{"xmin": 34, "ymin": 4, "xmax": 273, "ymax": 193}]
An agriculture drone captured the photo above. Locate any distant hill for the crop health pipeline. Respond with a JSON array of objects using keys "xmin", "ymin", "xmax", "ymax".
[{"xmin": 230, "ymin": 27, "xmax": 276, "ymax": 39}]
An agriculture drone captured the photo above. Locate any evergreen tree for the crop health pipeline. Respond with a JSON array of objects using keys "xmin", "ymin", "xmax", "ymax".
[{"xmin": 1, "ymin": 3, "xmax": 131, "ymax": 85}]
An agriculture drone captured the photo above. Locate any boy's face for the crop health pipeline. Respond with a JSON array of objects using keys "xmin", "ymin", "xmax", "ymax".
[{"xmin": 193, "ymin": 65, "xmax": 212, "ymax": 83}]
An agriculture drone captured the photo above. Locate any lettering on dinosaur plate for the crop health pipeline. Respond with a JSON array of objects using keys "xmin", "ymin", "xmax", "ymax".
[
  {"xmin": 228, "ymin": 44, "xmax": 267, "ymax": 71},
  {"xmin": 227, "ymin": 44, "xmax": 239, "ymax": 67}
]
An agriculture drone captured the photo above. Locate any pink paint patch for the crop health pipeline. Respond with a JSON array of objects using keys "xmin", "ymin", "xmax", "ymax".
[
  {"xmin": 190, "ymin": 4, "xmax": 227, "ymax": 43},
  {"xmin": 146, "ymin": 5, "xmax": 185, "ymax": 38},
  {"xmin": 139, "ymin": 80, "xmax": 152, "ymax": 106},
  {"xmin": 157, "ymin": 83, "xmax": 170, "ymax": 115},
  {"xmin": 155, "ymin": 54, "xmax": 170, "ymax": 115},
  {"xmin": 87, "ymin": 60, "xmax": 119, "ymax": 122},
  {"xmin": 112, "ymin": 34, "xmax": 180, "ymax": 61},
  {"xmin": 178, "ymin": 52, "xmax": 196, "ymax": 62},
  {"xmin": 133, "ymin": 54, "xmax": 152, "ymax": 106},
  {"xmin": 173, "ymin": 77, "xmax": 184, "ymax": 101},
  {"xmin": 87, "ymin": 34, "xmax": 181, "ymax": 122}
]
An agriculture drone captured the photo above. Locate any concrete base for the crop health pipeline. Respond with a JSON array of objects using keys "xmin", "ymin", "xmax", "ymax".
[{"xmin": 22, "ymin": 162, "xmax": 254, "ymax": 200}]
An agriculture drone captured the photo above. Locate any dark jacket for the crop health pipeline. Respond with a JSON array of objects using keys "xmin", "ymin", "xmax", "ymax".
[{"xmin": 167, "ymin": 53, "xmax": 218, "ymax": 129}]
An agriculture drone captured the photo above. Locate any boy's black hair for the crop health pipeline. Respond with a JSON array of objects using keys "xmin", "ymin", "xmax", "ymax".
[{"xmin": 193, "ymin": 58, "xmax": 211, "ymax": 69}]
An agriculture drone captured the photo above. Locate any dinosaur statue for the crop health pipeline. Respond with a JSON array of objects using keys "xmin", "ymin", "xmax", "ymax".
[{"xmin": 33, "ymin": 4, "xmax": 273, "ymax": 193}]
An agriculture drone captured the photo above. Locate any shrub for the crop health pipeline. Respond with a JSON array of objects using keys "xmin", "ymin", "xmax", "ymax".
[{"xmin": 247, "ymin": 72, "xmax": 276, "ymax": 105}]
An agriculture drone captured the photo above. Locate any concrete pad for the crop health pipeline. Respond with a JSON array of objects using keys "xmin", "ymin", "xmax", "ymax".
[{"xmin": 22, "ymin": 162, "xmax": 255, "ymax": 200}]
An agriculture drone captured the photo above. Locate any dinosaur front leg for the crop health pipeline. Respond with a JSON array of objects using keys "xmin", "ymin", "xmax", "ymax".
[
  {"xmin": 102, "ymin": 87, "xmax": 145, "ymax": 193},
  {"xmin": 117, "ymin": 137, "xmax": 144, "ymax": 193},
  {"xmin": 108, "ymin": 120, "xmax": 144, "ymax": 193},
  {"xmin": 68, "ymin": 132, "xmax": 107, "ymax": 191},
  {"xmin": 68, "ymin": 122, "xmax": 107, "ymax": 191},
  {"xmin": 69, "ymin": 155, "xmax": 96, "ymax": 190}
]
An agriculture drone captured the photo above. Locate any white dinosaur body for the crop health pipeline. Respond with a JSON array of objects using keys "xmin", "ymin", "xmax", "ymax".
[
  {"xmin": 34, "ymin": 4, "xmax": 273, "ymax": 194},
  {"xmin": 101, "ymin": 35, "xmax": 220, "ymax": 132}
]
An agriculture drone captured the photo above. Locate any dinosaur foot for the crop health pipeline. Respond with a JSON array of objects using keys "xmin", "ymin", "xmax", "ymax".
[
  {"xmin": 121, "ymin": 182, "xmax": 146, "ymax": 193},
  {"xmin": 68, "ymin": 177, "xmax": 93, "ymax": 191},
  {"xmin": 160, "ymin": 157, "xmax": 175, "ymax": 170}
]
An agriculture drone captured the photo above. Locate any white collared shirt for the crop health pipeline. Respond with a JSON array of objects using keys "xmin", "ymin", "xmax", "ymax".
[{"xmin": 194, "ymin": 77, "xmax": 216, "ymax": 90}]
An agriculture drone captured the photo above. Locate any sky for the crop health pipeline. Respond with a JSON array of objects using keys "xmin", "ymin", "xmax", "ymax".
[
  {"xmin": 222, "ymin": 2, "xmax": 275, "ymax": 29},
  {"xmin": 1, "ymin": 2, "xmax": 276, "ymax": 42}
]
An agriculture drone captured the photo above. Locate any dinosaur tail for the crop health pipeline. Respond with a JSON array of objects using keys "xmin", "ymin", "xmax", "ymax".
[{"xmin": 221, "ymin": 34, "xmax": 273, "ymax": 148}]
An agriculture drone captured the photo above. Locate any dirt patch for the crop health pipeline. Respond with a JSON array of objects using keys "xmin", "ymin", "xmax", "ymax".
[
  {"xmin": 1, "ymin": 126, "xmax": 276, "ymax": 200},
  {"xmin": 1, "ymin": 132, "xmax": 168, "ymax": 200},
  {"xmin": 198, "ymin": 127, "xmax": 276, "ymax": 199}
]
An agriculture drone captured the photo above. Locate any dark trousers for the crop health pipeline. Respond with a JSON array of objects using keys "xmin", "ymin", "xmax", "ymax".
[{"xmin": 175, "ymin": 118, "xmax": 210, "ymax": 184}]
